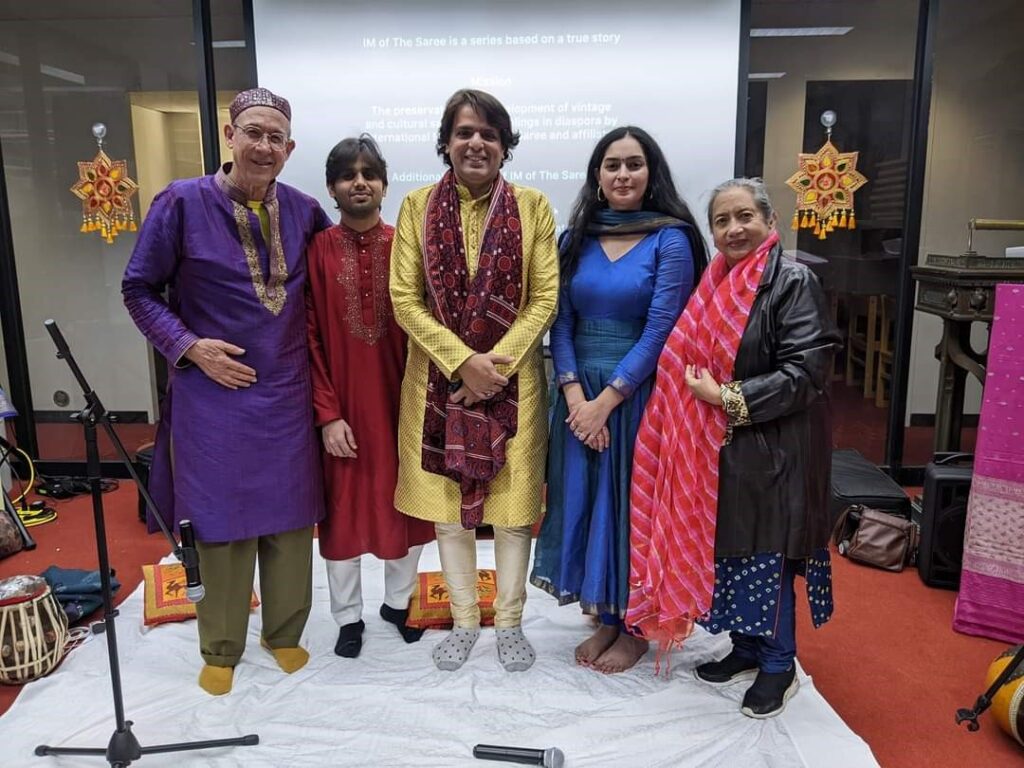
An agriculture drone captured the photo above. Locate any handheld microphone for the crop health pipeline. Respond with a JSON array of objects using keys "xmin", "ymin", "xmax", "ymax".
[
  {"xmin": 178, "ymin": 520, "xmax": 205, "ymax": 603},
  {"xmin": 472, "ymin": 744, "xmax": 564, "ymax": 768}
]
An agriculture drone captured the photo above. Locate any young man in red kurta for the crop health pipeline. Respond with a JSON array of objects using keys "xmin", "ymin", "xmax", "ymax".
[{"xmin": 306, "ymin": 134, "xmax": 435, "ymax": 657}]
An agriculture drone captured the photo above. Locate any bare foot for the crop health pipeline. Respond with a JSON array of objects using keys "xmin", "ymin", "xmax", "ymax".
[
  {"xmin": 575, "ymin": 625, "xmax": 619, "ymax": 667},
  {"xmin": 592, "ymin": 632, "xmax": 648, "ymax": 674}
]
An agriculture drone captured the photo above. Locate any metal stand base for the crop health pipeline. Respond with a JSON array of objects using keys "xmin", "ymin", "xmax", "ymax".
[
  {"xmin": 34, "ymin": 320, "xmax": 259, "ymax": 766},
  {"xmin": 36, "ymin": 722, "xmax": 258, "ymax": 767}
]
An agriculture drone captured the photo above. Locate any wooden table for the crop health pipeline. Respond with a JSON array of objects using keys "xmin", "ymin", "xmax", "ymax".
[{"xmin": 912, "ymin": 253, "xmax": 1024, "ymax": 451}]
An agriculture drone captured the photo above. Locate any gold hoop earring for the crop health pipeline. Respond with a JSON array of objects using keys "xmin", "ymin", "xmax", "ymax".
[{"xmin": 597, "ymin": 186, "xmax": 606, "ymax": 202}]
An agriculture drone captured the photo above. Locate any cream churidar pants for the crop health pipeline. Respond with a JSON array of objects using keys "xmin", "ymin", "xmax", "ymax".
[{"xmin": 434, "ymin": 522, "xmax": 532, "ymax": 628}]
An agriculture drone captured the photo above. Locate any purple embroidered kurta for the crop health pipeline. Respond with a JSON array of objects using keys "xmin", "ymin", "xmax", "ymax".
[{"xmin": 122, "ymin": 166, "xmax": 331, "ymax": 542}]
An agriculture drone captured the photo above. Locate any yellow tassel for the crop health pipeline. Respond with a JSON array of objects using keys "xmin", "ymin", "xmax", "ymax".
[
  {"xmin": 818, "ymin": 227, "xmax": 827, "ymax": 240},
  {"xmin": 129, "ymin": 220, "xmax": 138, "ymax": 232},
  {"xmin": 826, "ymin": 219, "xmax": 835, "ymax": 233},
  {"xmin": 800, "ymin": 211, "xmax": 808, "ymax": 228},
  {"xmin": 80, "ymin": 220, "xmax": 88, "ymax": 233},
  {"xmin": 848, "ymin": 211, "xmax": 856, "ymax": 229},
  {"xmin": 813, "ymin": 221, "xmax": 821, "ymax": 236},
  {"xmin": 839, "ymin": 211, "xmax": 848, "ymax": 228},
  {"xmin": 791, "ymin": 211, "xmax": 799, "ymax": 230}
]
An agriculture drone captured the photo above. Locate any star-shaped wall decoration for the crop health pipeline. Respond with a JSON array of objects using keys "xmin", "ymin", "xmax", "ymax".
[
  {"xmin": 785, "ymin": 139, "xmax": 868, "ymax": 240},
  {"xmin": 70, "ymin": 149, "xmax": 139, "ymax": 244}
]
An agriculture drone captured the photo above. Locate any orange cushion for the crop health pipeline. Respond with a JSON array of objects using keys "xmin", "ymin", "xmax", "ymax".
[
  {"xmin": 406, "ymin": 569, "xmax": 497, "ymax": 629},
  {"xmin": 142, "ymin": 562, "xmax": 259, "ymax": 626}
]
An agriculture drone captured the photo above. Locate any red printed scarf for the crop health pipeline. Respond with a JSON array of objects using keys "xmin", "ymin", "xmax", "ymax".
[
  {"xmin": 624, "ymin": 231, "xmax": 778, "ymax": 652},
  {"xmin": 420, "ymin": 170, "xmax": 523, "ymax": 528}
]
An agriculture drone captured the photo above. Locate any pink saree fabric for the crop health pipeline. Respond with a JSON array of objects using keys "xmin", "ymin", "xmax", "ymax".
[{"xmin": 953, "ymin": 283, "xmax": 1024, "ymax": 643}]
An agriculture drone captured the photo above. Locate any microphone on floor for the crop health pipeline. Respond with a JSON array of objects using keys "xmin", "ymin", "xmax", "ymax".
[
  {"xmin": 179, "ymin": 519, "xmax": 205, "ymax": 603},
  {"xmin": 472, "ymin": 744, "xmax": 565, "ymax": 768}
]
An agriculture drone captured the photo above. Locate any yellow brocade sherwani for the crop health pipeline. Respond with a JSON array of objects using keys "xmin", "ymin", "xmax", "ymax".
[{"xmin": 390, "ymin": 182, "xmax": 559, "ymax": 528}]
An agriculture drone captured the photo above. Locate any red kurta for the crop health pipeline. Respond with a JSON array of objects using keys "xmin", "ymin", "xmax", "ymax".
[{"xmin": 306, "ymin": 221, "xmax": 435, "ymax": 560}]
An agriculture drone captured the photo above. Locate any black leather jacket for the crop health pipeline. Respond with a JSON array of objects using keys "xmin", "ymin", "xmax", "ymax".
[{"xmin": 715, "ymin": 242, "xmax": 842, "ymax": 558}]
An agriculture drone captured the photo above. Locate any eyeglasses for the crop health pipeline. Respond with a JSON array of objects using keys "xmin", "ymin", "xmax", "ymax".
[{"xmin": 233, "ymin": 124, "xmax": 289, "ymax": 151}]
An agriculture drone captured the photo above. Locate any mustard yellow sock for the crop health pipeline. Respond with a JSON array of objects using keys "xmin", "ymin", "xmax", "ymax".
[
  {"xmin": 198, "ymin": 664, "xmax": 234, "ymax": 696},
  {"xmin": 261, "ymin": 639, "xmax": 309, "ymax": 674}
]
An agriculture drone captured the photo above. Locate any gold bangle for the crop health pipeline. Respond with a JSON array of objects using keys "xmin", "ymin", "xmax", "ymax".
[{"xmin": 720, "ymin": 381, "xmax": 751, "ymax": 427}]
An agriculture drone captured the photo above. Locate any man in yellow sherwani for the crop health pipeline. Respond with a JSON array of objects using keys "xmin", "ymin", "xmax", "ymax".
[{"xmin": 390, "ymin": 89, "xmax": 558, "ymax": 672}]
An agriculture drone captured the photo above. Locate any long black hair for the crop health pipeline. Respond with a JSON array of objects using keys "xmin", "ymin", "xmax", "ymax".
[{"xmin": 560, "ymin": 126, "xmax": 708, "ymax": 283}]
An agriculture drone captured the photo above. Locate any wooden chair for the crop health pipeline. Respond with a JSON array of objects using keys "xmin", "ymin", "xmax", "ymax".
[
  {"xmin": 875, "ymin": 296, "xmax": 896, "ymax": 407},
  {"xmin": 845, "ymin": 294, "xmax": 882, "ymax": 397}
]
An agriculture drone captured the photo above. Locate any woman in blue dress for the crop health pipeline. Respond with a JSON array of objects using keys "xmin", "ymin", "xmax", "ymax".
[{"xmin": 531, "ymin": 126, "xmax": 708, "ymax": 673}]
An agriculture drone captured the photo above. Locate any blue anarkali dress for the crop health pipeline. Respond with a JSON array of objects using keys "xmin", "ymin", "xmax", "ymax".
[{"xmin": 531, "ymin": 225, "xmax": 694, "ymax": 620}]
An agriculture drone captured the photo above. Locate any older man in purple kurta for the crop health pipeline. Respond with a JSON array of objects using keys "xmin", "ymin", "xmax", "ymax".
[{"xmin": 123, "ymin": 88, "xmax": 330, "ymax": 696}]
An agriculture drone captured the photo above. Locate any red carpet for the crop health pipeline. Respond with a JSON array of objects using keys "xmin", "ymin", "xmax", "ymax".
[{"xmin": 0, "ymin": 484, "xmax": 1020, "ymax": 767}]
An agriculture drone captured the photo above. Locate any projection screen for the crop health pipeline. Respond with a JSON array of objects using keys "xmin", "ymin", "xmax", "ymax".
[{"xmin": 253, "ymin": 0, "xmax": 741, "ymax": 238}]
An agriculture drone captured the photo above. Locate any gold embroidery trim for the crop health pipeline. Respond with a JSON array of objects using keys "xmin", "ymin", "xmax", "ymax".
[
  {"xmin": 720, "ymin": 380, "xmax": 750, "ymax": 446},
  {"xmin": 265, "ymin": 198, "xmax": 288, "ymax": 306},
  {"xmin": 232, "ymin": 200, "xmax": 287, "ymax": 316},
  {"xmin": 334, "ymin": 228, "xmax": 391, "ymax": 345}
]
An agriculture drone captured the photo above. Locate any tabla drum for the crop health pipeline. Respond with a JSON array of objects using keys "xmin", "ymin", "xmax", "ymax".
[
  {"xmin": 0, "ymin": 574, "xmax": 69, "ymax": 684},
  {"xmin": 986, "ymin": 645, "xmax": 1024, "ymax": 747}
]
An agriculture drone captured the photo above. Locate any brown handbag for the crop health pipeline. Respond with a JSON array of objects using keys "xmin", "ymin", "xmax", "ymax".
[{"xmin": 831, "ymin": 504, "xmax": 919, "ymax": 572}]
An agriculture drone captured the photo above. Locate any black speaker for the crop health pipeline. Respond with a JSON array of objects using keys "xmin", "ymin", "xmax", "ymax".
[
  {"xmin": 134, "ymin": 443, "xmax": 155, "ymax": 523},
  {"xmin": 918, "ymin": 453, "xmax": 973, "ymax": 590}
]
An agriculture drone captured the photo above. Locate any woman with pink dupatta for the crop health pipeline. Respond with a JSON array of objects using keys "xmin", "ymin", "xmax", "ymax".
[{"xmin": 626, "ymin": 179, "xmax": 841, "ymax": 718}]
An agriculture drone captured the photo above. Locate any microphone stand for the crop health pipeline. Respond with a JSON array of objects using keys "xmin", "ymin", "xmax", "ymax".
[{"xmin": 34, "ymin": 320, "xmax": 258, "ymax": 767}]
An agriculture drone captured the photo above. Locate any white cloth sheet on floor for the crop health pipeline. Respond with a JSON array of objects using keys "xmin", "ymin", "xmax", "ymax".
[{"xmin": 0, "ymin": 542, "xmax": 878, "ymax": 767}]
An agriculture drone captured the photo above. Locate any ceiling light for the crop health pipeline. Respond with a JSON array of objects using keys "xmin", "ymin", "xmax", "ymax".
[
  {"xmin": 0, "ymin": 50, "xmax": 85, "ymax": 85},
  {"xmin": 751, "ymin": 27, "xmax": 853, "ymax": 38},
  {"xmin": 40, "ymin": 65, "xmax": 85, "ymax": 85},
  {"xmin": 748, "ymin": 72, "xmax": 786, "ymax": 80}
]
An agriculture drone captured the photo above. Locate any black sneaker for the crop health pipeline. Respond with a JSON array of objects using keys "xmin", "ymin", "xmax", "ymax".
[
  {"xmin": 334, "ymin": 619, "xmax": 365, "ymax": 658},
  {"xmin": 693, "ymin": 651, "xmax": 759, "ymax": 685},
  {"xmin": 740, "ymin": 666, "xmax": 799, "ymax": 718},
  {"xmin": 380, "ymin": 603, "xmax": 425, "ymax": 643}
]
